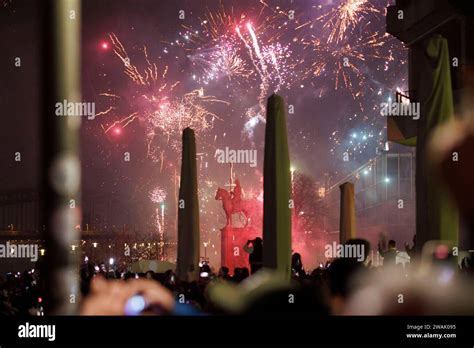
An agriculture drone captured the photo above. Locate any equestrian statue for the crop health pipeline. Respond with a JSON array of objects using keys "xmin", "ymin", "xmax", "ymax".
[{"xmin": 215, "ymin": 179, "xmax": 257, "ymax": 227}]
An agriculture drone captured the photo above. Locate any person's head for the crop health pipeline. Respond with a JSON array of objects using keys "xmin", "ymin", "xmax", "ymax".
[
  {"xmin": 145, "ymin": 270, "xmax": 155, "ymax": 279},
  {"xmin": 327, "ymin": 257, "xmax": 366, "ymax": 314},
  {"xmin": 233, "ymin": 268, "xmax": 242, "ymax": 282},
  {"xmin": 124, "ymin": 272, "xmax": 134, "ymax": 280},
  {"xmin": 198, "ymin": 264, "xmax": 212, "ymax": 283},
  {"xmin": 292, "ymin": 253, "xmax": 302, "ymax": 268},
  {"xmin": 219, "ymin": 266, "xmax": 229, "ymax": 277},
  {"xmin": 388, "ymin": 240, "xmax": 396, "ymax": 249},
  {"xmin": 99, "ymin": 263, "xmax": 106, "ymax": 273},
  {"xmin": 254, "ymin": 237, "xmax": 263, "ymax": 246}
]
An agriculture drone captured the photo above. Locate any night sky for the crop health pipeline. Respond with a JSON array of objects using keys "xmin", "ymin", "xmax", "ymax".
[{"xmin": 0, "ymin": 0, "xmax": 407, "ymax": 266}]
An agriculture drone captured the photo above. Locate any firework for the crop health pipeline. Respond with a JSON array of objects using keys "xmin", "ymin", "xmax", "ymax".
[
  {"xmin": 99, "ymin": 34, "xmax": 228, "ymax": 167},
  {"xmin": 110, "ymin": 33, "xmax": 157, "ymax": 87},
  {"xmin": 320, "ymin": 0, "xmax": 379, "ymax": 44},
  {"xmin": 99, "ymin": 33, "xmax": 179, "ymax": 133},
  {"xmin": 261, "ymin": 42, "xmax": 294, "ymax": 91},
  {"xmin": 296, "ymin": 0, "xmax": 380, "ymax": 44},
  {"xmin": 189, "ymin": 42, "xmax": 251, "ymax": 84},
  {"xmin": 236, "ymin": 22, "xmax": 297, "ymax": 127},
  {"xmin": 101, "ymin": 112, "xmax": 139, "ymax": 134},
  {"xmin": 186, "ymin": 3, "xmax": 285, "ymax": 46},
  {"xmin": 161, "ymin": 2, "xmax": 300, "ymax": 147},
  {"xmin": 302, "ymin": 31, "xmax": 392, "ymax": 103},
  {"xmin": 144, "ymin": 88, "xmax": 229, "ymax": 158},
  {"xmin": 150, "ymin": 187, "xmax": 167, "ymax": 203},
  {"xmin": 198, "ymin": 5, "xmax": 246, "ymax": 44},
  {"xmin": 175, "ymin": 3, "xmax": 296, "ymax": 121}
]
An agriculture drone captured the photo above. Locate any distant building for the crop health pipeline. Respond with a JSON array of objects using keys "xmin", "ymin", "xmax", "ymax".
[{"xmin": 320, "ymin": 151, "xmax": 416, "ymax": 251}]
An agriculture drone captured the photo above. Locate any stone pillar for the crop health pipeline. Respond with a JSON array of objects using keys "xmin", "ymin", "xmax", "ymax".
[{"xmin": 339, "ymin": 182, "xmax": 356, "ymax": 244}]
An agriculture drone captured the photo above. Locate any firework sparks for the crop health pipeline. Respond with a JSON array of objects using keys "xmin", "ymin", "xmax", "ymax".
[
  {"xmin": 150, "ymin": 187, "xmax": 167, "ymax": 203},
  {"xmin": 109, "ymin": 33, "xmax": 158, "ymax": 87},
  {"xmin": 149, "ymin": 186, "xmax": 167, "ymax": 252},
  {"xmin": 296, "ymin": 0, "xmax": 380, "ymax": 44},
  {"xmin": 189, "ymin": 42, "xmax": 251, "ymax": 84},
  {"xmin": 101, "ymin": 112, "xmax": 139, "ymax": 134},
  {"xmin": 321, "ymin": 0, "xmax": 379, "ymax": 44},
  {"xmin": 302, "ymin": 31, "xmax": 392, "ymax": 104},
  {"xmin": 99, "ymin": 33, "xmax": 179, "ymax": 134},
  {"xmin": 172, "ymin": 3, "xmax": 296, "ymax": 128},
  {"xmin": 99, "ymin": 34, "xmax": 229, "ymax": 167},
  {"xmin": 235, "ymin": 22, "xmax": 296, "ymax": 128},
  {"xmin": 144, "ymin": 88, "xmax": 229, "ymax": 158}
]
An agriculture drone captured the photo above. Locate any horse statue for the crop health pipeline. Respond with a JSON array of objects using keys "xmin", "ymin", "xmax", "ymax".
[{"xmin": 215, "ymin": 179, "xmax": 255, "ymax": 227}]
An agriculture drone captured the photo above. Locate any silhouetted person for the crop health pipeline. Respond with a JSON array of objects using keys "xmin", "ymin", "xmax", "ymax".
[
  {"xmin": 405, "ymin": 234, "xmax": 416, "ymax": 258},
  {"xmin": 233, "ymin": 267, "xmax": 243, "ymax": 282},
  {"xmin": 379, "ymin": 239, "xmax": 398, "ymax": 267},
  {"xmin": 241, "ymin": 267, "xmax": 250, "ymax": 280},
  {"xmin": 243, "ymin": 237, "xmax": 263, "ymax": 274},
  {"xmin": 291, "ymin": 252, "xmax": 306, "ymax": 279},
  {"xmin": 218, "ymin": 266, "xmax": 231, "ymax": 280}
]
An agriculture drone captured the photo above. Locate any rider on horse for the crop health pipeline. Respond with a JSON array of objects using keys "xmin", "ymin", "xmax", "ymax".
[{"xmin": 231, "ymin": 179, "xmax": 242, "ymax": 202}]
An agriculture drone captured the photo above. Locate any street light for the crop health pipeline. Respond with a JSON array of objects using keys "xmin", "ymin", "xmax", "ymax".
[{"xmin": 203, "ymin": 241, "xmax": 209, "ymax": 259}]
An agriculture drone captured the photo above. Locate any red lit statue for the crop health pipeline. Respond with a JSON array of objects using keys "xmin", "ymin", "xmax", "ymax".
[{"xmin": 215, "ymin": 179, "xmax": 254, "ymax": 227}]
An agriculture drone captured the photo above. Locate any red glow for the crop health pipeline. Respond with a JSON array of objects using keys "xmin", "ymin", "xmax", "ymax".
[
  {"xmin": 114, "ymin": 127, "xmax": 122, "ymax": 135},
  {"xmin": 100, "ymin": 41, "xmax": 109, "ymax": 50}
]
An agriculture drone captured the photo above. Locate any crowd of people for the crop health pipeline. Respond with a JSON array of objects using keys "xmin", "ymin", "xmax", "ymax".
[{"xmin": 1, "ymin": 237, "xmax": 473, "ymax": 316}]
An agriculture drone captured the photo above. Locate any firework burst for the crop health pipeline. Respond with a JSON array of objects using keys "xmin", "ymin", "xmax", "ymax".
[
  {"xmin": 98, "ymin": 34, "xmax": 228, "ymax": 166},
  {"xmin": 319, "ymin": 0, "xmax": 380, "ymax": 44},
  {"xmin": 171, "ymin": 3, "xmax": 296, "ymax": 129},
  {"xmin": 235, "ymin": 22, "xmax": 297, "ymax": 124},
  {"xmin": 295, "ymin": 0, "xmax": 380, "ymax": 44},
  {"xmin": 144, "ymin": 88, "xmax": 229, "ymax": 158},
  {"xmin": 189, "ymin": 42, "xmax": 252, "ymax": 85},
  {"xmin": 302, "ymin": 31, "xmax": 393, "ymax": 103},
  {"xmin": 149, "ymin": 187, "xmax": 167, "ymax": 203}
]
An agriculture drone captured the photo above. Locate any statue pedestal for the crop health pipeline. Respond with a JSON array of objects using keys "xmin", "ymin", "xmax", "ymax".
[{"xmin": 220, "ymin": 226, "xmax": 261, "ymax": 275}]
